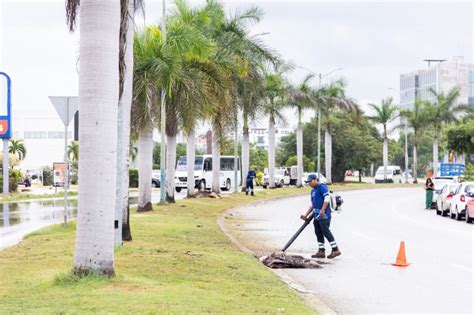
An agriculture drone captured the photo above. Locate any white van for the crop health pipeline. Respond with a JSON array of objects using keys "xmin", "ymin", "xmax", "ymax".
[
  {"xmin": 374, "ymin": 165, "xmax": 402, "ymax": 183},
  {"xmin": 174, "ymin": 155, "xmax": 241, "ymax": 192}
]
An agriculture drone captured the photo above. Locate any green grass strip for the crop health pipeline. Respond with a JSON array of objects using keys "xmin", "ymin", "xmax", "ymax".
[{"xmin": 0, "ymin": 183, "xmax": 419, "ymax": 314}]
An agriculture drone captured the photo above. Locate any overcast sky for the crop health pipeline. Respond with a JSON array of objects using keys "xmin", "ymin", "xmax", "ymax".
[{"xmin": 0, "ymin": 0, "xmax": 472, "ymax": 130}]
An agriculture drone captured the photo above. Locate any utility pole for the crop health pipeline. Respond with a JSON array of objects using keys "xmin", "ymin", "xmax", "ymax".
[{"xmin": 159, "ymin": 0, "xmax": 167, "ymax": 203}]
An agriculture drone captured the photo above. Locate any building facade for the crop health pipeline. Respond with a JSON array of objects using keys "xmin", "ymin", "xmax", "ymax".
[{"xmin": 400, "ymin": 56, "xmax": 474, "ymax": 110}]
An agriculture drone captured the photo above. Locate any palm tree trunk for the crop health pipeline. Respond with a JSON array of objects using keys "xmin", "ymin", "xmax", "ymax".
[
  {"xmin": 186, "ymin": 129, "xmax": 196, "ymax": 198},
  {"xmin": 137, "ymin": 127, "xmax": 153, "ymax": 211},
  {"xmin": 73, "ymin": 0, "xmax": 120, "ymax": 277},
  {"xmin": 211, "ymin": 133, "xmax": 221, "ymax": 193},
  {"xmin": 166, "ymin": 134, "xmax": 177, "ymax": 203},
  {"xmin": 413, "ymin": 139, "xmax": 418, "ymax": 184},
  {"xmin": 433, "ymin": 134, "xmax": 439, "ymax": 177},
  {"xmin": 268, "ymin": 115, "xmax": 276, "ymax": 189},
  {"xmin": 117, "ymin": 0, "xmax": 134, "ymax": 244},
  {"xmin": 383, "ymin": 137, "xmax": 388, "ymax": 181},
  {"xmin": 241, "ymin": 122, "xmax": 249, "ymax": 192},
  {"xmin": 296, "ymin": 109, "xmax": 303, "ymax": 187},
  {"xmin": 324, "ymin": 130, "xmax": 332, "ymax": 183}
]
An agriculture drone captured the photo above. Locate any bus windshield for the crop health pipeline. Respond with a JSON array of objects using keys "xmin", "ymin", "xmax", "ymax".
[{"xmin": 176, "ymin": 156, "xmax": 204, "ymax": 171}]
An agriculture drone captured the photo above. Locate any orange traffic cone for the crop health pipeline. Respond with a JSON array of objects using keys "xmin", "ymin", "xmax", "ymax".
[{"xmin": 392, "ymin": 241, "xmax": 410, "ymax": 267}]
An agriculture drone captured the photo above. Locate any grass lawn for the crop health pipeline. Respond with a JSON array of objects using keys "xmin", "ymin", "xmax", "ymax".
[{"xmin": 0, "ymin": 182, "xmax": 419, "ymax": 314}]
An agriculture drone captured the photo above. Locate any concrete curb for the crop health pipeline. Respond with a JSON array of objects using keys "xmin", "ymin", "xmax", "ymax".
[{"xmin": 217, "ymin": 195, "xmax": 337, "ymax": 315}]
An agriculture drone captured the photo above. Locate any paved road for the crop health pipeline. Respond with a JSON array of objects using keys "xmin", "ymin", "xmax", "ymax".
[{"xmin": 227, "ymin": 188, "xmax": 473, "ymax": 314}]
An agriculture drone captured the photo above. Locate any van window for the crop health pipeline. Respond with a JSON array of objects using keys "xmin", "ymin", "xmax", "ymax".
[
  {"xmin": 393, "ymin": 169, "xmax": 401, "ymax": 175},
  {"xmin": 204, "ymin": 158, "xmax": 212, "ymax": 171}
]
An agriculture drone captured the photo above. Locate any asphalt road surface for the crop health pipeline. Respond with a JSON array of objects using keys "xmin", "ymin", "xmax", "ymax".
[{"xmin": 227, "ymin": 187, "xmax": 473, "ymax": 314}]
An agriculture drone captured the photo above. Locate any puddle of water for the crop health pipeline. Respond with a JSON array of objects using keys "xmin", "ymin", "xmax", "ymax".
[{"xmin": 0, "ymin": 199, "xmax": 78, "ymax": 249}]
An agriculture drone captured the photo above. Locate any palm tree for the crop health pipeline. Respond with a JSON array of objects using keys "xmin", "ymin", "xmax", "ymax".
[
  {"xmin": 9, "ymin": 139, "xmax": 26, "ymax": 161},
  {"xmin": 288, "ymin": 74, "xmax": 315, "ymax": 187},
  {"xmin": 132, "ymin": 27, "xmax": 160, "ymax": 212},
  {"xmin": 66, "ymin": 0, "xmax": 121, "ymax": 276},
  {"xmin": 67, "ymin": 141, "xmax": 79, "ymax": 162},
  {"xmin": 314, "ymin": 79, "xmax": 354, "ymax": 183},
  {"xmin": 262, "ymin": 69, "xmax": 288, "ymax": 188},
  {"xmin": 368, "ymin": 97, "xmax": 399, "ymax": 182},
  {"xmin": 425, "ymin": 87, "xmax": 471, "ymax": 176},
  {"xmin": 400, "ymin": 99, "xmax": 431, "ymax": 183},
  {"xmin": 117, "ymin": 0, "xmax": 138, "ymax": 242}
]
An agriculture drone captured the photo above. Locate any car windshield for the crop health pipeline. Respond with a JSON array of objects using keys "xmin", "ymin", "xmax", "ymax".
[
  {"xmin": 449, "ymin": 184, "xmax": 460, "ymax": 193},
  {"xmin": 176, "ymin": 156, "xmax": 204, "ymax": 171}
]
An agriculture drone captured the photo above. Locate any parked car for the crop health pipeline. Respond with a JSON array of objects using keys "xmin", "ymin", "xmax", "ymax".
[
  {"xmin": 436, "ymin": 183, "xmax": 461, "ymax": 216},
  {"xmin": 449, "ymin": 182, "xmax": 474, "ymax": 220},
  {"xmin": 152, "ymin": 170, "xmax": 161, "ymax": 188},
  {"xmin": 430, "ymin": 177, "xmax": 457, "ymax": 209},
  {"xmin": 374, "ymin": 165, "xmax": 402, "ymax": 183},
  {"xmin": 262, "ymin": 168, "xmax": 290, "ymax": 188},
  {"xmin": 465, "ymin": 191, "xmax": 474, "ymax": 223}
]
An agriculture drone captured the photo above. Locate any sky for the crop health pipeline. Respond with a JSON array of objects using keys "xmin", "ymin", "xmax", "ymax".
[{"xmin": 0, "ymin": 0, "xmax": 472, "ymax": 133}]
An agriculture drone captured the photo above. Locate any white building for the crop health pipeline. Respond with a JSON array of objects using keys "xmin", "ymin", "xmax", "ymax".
[
  {"xmin": 400, "ymin": 56, "xmax": 474, "ymax": 110},
  {"xmin": 11, "ymin": 115, "xmax": 76, "ymax": 171}
]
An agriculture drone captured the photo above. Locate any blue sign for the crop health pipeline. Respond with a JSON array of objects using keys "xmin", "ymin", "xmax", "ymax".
[
  {"xmin": 440, "ymin": 163, "xmax": 465, "ymax": 176},
  {"xmin": 0, "ymin": 72, "xmax": 12, "ymax": 139}
]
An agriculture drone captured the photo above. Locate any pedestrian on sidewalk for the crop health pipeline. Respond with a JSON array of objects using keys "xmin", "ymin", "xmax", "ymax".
[
  {"xmin": 425, "ymin": 177, "xmax": 434, "ymax": 209},
  {"xmin": 245, "ymin": 168, "xmax": 256, "ymax": 196},
  {"xmin": 300, "ymin": 173, "xmax": 341, "ymax": 259}
]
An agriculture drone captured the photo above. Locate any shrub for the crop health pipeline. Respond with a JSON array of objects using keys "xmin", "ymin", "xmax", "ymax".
[
  {"xmin": 129, "ymin": 168, "xmax": 138, "ymax": 188},
  {"xmin": 0, "ymin": 169, "xmax": 24, "ymax": 192},
  {"xmin": 256, "ymin": 171, "xmax": 264, "ymax": 186},
  {"xmin": 42, "ymin": 166, "xmax": 53, "ymax": 186}
]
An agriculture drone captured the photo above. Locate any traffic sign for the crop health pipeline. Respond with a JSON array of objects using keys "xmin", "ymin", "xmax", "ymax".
[
  {"xmin": 49, "ymin": 96, "xmax": 78, "ymax": 126},
  {"xmin": 0, "ymin": 72, "xmax": 12, "ymax": 139}
]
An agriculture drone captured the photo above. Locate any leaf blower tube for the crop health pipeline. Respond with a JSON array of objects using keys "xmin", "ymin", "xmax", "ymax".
[{"xmin": 281, "ymin": 212, "xmax": 314, "ymax": 252}]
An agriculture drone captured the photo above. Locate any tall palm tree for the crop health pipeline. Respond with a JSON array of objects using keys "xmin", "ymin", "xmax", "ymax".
[
  {"xmin": 238, "ymin": 68, "xmax": 265, "ymax": 191},
  {"xmin": 400, "ymin": 99, "xmax": 431, "ymax": 183},
  {"xmin": 132, "ymin": 27, "xmax": 160, "ymax": 212},
  {"xmin": 67, "ymin": 141, "xmax": 79, "ymax": 162},
  {"xmin": 425, "ymin": 87, "xmax": 471, "ymax": 176},
  {"xmin": 67, "ymin": 0, "xmax": 121, "ymax": 276},
  {"xmin": 314, "ymin": 79, "xmax": 354, "ymax": 183},
  {"xmin": 9, "ymin": 139, "xmax": 26, "ymax": 161},
  {"xmin": 288, "ymin": 74, "xmax": 315, "ymax": 187},
  {"xmin": 117, "ymin": 0, "xmax": 138, "ymax": 242},
  {"xmin": 368, "ymin": 97, "xmax": 399, "ymax": 182},
  {"xmin": 262, "ymin": 69, "xmax": 288, "ymax": 188}
]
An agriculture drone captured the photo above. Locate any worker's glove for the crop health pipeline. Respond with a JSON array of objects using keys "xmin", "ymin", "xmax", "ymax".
[{"xmin": 300, "ymin": 214, "xmax": 307, "ymax": 220}]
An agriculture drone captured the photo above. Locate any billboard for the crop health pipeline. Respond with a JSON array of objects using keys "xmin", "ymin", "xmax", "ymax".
[
  {"xmin": 0, "ymin": 72, "xmax": 11, "ymax": 138},
  {"xmin": 53, "ymin": 162, "xmax": 68, "ymax": 187}
]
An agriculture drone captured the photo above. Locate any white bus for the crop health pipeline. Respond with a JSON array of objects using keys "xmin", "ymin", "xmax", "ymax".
[{"xmin": 175, "ymin": 155, "xmax": 241, "ymax": 192}]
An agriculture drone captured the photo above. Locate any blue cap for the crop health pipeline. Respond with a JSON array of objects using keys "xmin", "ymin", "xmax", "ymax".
[{"xmin": 305, "ymin": 173, "xmax": 318, "ymax": 183}]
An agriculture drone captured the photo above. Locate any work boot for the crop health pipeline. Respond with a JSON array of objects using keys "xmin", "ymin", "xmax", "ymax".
[
  {"xmin": 251, "ymin": 191, "xmax": 254, "ymax": 196},
  {"xmin": 245, "ymin": 190, "xmax": 248, "ymax": 196},
  {"xmin": 311, "ymin": 250, "xmax": 326, "ymax": 258},
  {"xmin": 327, "ymin": 249, "xmax": 341, "ymax": 259}
]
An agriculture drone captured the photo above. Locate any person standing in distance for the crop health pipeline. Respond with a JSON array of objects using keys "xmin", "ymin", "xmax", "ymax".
[
  {"xmin": 246, "ymin": 167, "xmax": 256, "ymax": 196},
  {"xmin": 300, "ymin": 173, "xmax": 341, "ymax": 259}
]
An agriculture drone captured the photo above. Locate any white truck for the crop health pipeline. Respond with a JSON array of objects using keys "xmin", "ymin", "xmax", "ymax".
[{"xmin": 262, "ymin": 168, "xmax": 290, "ymax": 188}]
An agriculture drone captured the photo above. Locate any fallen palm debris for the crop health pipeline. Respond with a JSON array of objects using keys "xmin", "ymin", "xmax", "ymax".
[{"xmin": 259, "ymin": 252, "xmax": 322, "ymax": 269}]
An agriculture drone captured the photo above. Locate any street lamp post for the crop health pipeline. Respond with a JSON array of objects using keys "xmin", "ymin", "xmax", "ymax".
[{"xmin": 159, "ymin": 0, "xmax": 167, "ymax": 203}]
